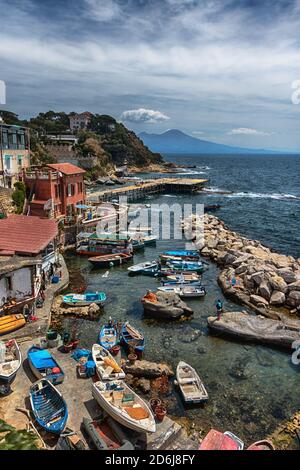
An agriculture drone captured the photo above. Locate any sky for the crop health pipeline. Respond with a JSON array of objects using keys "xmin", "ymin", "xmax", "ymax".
[{"xmin": 1, "ymin": 0, "xmax": 300, "ymax": 151}]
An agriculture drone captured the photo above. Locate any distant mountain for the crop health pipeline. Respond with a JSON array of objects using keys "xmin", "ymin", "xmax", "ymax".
[{"xmin": 139, "ymin": 129, "xmax": 277, "ymax": 154}]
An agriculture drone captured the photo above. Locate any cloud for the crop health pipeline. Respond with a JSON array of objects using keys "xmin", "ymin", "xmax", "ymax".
[
  {"xmin": 227, "ymin": 128, "xmax": 271, "ymax": 136},
  {"xmin": 121, "ymin": 108, "xmax": 170, "ymax": 123},
  {"xmin": 84, "ymin": 0, "xmax": 121, "ymax": 22}
]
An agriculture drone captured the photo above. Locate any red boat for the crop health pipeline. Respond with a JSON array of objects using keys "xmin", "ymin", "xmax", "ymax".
[
  {"xmin": 199, "ymin": 429, "xmax": 243, "ymax": 450},
  {"xmin": 247, "ymin": 440, "xmax": 275, "ymax": 450}
]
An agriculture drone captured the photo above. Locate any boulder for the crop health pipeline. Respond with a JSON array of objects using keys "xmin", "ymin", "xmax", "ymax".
[
  {"xmin": 250, "ymin": 294, "xmax": 269, "ymax": 307},
  {"xmin": 268, "ymin": 275, "xmax": 288, "ymax": 293},
  {"xmin": 287, "ymin": 291, "xmax": 300, "ymax": 308},
  {"xmin": 270, "ymin": 290, "xmax": 286, "ymax": 306},
  {"xmin": 277, "ymin": 269, "xmax": 298, "ymax": 284},
  {"xmin": 123, "ymin": 360, "xmax": 174, "ymax": 378},
  {"xmin": 88, "ymin": 303, "xmax": 101, "ymax": 316},
  {"xmin": 287, "ymin": 280, "xmax": 300, "ymax": 292},
  {"xmin": 251, "ymin": 271, "xmax": 265, "ymax": 286},
  {"xmin": 258, "ymin": 281, "xmax": 272, "ymax": 301},
  {"xmin": 235, "ymin": 264, "xmax": 248, "ymax": 275},
  {"xmin": 201, "ymin": 246, "xmax": 211, "ymax": 256}
]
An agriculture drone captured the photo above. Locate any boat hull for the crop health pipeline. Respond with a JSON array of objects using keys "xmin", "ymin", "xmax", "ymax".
[
  {"xmin": 0, "ymin": 340, "xmax": 22, "ymax": 385},
  {"xmin": 120, "ymin": 324, "xmax": 145, "ymax": 357},
  {"xmin": 28, "ymin": 346, "xmax": 64, "ymax": 385},
  {"xmin": 89, "ymin": 254, "xmax": 133, "ymax": 269},
  {"xmin": 0, "ymin": 314, "xmax": 26, "ymax": 336}
]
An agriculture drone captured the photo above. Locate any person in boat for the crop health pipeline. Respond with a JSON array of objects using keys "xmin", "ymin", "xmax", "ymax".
[
  {"xmin": 216, "ymin": 299, "xmax": 223, "ymax": 320},
  {"xmin": 143, "ymin": 290, "xmax": 158, "ymax": 303}
]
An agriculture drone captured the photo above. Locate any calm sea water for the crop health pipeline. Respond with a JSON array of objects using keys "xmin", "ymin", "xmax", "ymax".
[{"xmin": 64, "ymin": 154, "xmax": 300, "ymax": 446}]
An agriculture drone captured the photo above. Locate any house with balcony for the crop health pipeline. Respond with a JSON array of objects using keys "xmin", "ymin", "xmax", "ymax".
[
  {"xmin": 69, "ymin": 112, "xmax": 93, "ymax": 132},
  {"xmin": 0, "ymin": 122, "xmax": 30, "ymax": 188},
  {"xmin": 23, "ymin": 162, "xmax": 86, "ymax": 223}
]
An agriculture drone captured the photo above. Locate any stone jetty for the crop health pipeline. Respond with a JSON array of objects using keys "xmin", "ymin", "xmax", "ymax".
[{"xmin": 184, "ymin": 214, "xmax": 300, "ymax": 319}]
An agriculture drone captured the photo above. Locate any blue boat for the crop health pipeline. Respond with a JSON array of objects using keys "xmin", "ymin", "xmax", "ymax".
[
  {"xmin": 160, "ymin": 250, "xmax": 200, "ymax": 262},
  {"xmin": 63, "ymin": 292, "xmax": 106, "ymax": 307},
  {"xmin": 121, "ymin": 322, "xmax": 145, "ymax": 357},
  {"xmin": 27, "ymin": 346, "xmax": 65, "ymax": 385},
  {"xmin": 166, "ymin": 260, "xmax": 204, "ymax": 273},
  {"xmin": 99, "ymin": 325, "xmax": 118, "ymax": 350},
  {"xmin": 30, "ymin": 379, "xmax": 68, "ymax": 435}
]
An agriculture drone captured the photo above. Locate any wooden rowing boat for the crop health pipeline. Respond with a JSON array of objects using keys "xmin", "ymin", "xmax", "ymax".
[
  {"xmin": 88, "ymin": 253, "xmax": 133, "ymax": 268},
  {"xmin": 63, "ymin": 292, "xmax": 106, "ymax": 307},
  {"xmin": 127, "ymin": 260, "xmax": 157, "ymax": 274},
  {"xmin": 247, "ymin": 440, "xmax": 275, "ymax": 450},
  {"xmin": 0, "ymin": 314, "xmax": 26, "ymax": 336},
  {"xmin": 0, "ymin": 339, "xmax": 22, "ymax": 385},
  {"xmin": 176, "ymin": 361, "xmax": 208, "ymax": 404},
  {"xmin": 30, "ymin": 379, "xmax": 68, "ymax": 435},
  {"xmin": 92, "ymin": 380, "xmax": 156, "ymax": 433},
  {"xmin": 199, "ymin": 429, "xmax": 243, "ymax": 450},
  {"xmin": 92, "ymin": 344, "xmax": 125, "ymax": 381},
  {"xmin": 121, "ymin": 322, "xmax": 145, "ymax": 356},
  {"xmin": 99, "ymin": 325, "xmax": 118, "ymax": 350},
  {"xmin": 27, "ymin": 346, "xmax": 65, "ymax": 385}
]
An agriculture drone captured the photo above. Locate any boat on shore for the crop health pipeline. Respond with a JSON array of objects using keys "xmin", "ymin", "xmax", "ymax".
[
  {"xmin": 92, "ymin": 344, "xmax": 125, "ymax": 381},
  {"xmin": 92, "ymin": 380, "xmax": 156, "ymax": 433},
  {"xmin": 82, "ymin": 416, "xmax": 134, "ymax": 450},
  {"xmin": 247, "ymin": 440, "xmax": 275, "ymax": 450},
  {"xmin": 27, "ymin": 346, "xmax": 65, "ymax": 385},
  {"xmin": 0, "ymin": 314, "xmax": 26, "ymax": 336},
  {"xmin": 127, "ymin": 260, "xmax": 158, "ymax": 275},
  {"xmin": 157, "ymin": 285, "xmax": 206, "ymax": 298},
  {"xmin": 63, "ymin": 292, "xmax": 106, "ymax": 307},
  {"xmin": 199, "ymin": 429, "xmax": 244, "ymax": 450},
  {"xmin": 0, "ymin": 339, "xmax": 22, "ymax": 386},
  {"xmin": 88, "ymin": 253, "xmax": 133, "ymax": 268},
  {"xmin": 121, "ymin": 322, "xmax": 145, "ymax": 357},
  {"xmin": 30, "ymin": 379, "xmax": 68, "ymax": 435},
  {"xmin": 99, "ymin": 324, "xmax": 118, "ymax": 350},
  {"xmin": 176, "ymin": 361, "xmax": 208, "ymax": 404}
]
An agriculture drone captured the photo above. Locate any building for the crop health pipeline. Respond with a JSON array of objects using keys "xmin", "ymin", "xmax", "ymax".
[
  {"xmin": 69, "ymin": 112, "xmax": 93, "ymax": 132},
  {"xmin": 0, "ymin": 256, "xmax": 42, "ymax": 313},
  {"xmin": 0, "ymin": 122, "xmax": 30, "ymax": 188},
  {"xmin": 0, "ymin": 214, "xmax": 59, "ymax": 279},
  {"xmin": 23, "ymin": 162, "xmax": 86, "ymax": 222}
]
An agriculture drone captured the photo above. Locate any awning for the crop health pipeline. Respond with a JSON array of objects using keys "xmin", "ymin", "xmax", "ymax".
[{"xmin": 75, "ymin": 204, "xmax": 93, "ymax": 210}]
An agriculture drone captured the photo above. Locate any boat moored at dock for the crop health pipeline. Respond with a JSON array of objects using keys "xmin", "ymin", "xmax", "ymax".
[
  {"xmin": 176, "ymin": 361, "xmax": 208, "ymax": 404},
  {"xmin": 63, "ymin": 292, "xmax": 106, "ymax": 307},
  {"xmin": 157, "ymin": 285, "xmax": 206, "ymax": 298},
  {"xmin": 88, "ymin": 253, "xmax": 133, "ymax": 268}
]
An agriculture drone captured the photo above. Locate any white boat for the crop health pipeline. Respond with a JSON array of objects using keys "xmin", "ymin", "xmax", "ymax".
[
  {"xmin": 92, "ymin": 344, "xmax": 125, "ymax": 381},
  {"xmin": 224, "ymin": 431, "xmax": 244, "ymax": 450},
  {"xmin": 157, "ymin": 286, "xmax": 206, "ymax": 298},
  {"xmin": 0, "ymin": 339, "xmax": 22, "ymax": 386},
  {"xmin": 127, "ymin": 260, "xmax": 157, "ymax": 274},
  {"xmin": 176, "ymin": 361, "xmax": 208, "ymax": 404},
  {"xmin": 92, "ymin": 380, "xmax": 156, "ymax": 434}
]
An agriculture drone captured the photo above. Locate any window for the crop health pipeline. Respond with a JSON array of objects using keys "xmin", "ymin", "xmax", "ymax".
[
  {"xmin": 17, "ymin": 156, "xmax": 23, "ymax": 166},
  {"xmin": 5, "ymin": 276, "xmax": 13, "ymax": 291},
  {"xmin": 55, "ymin": 184, "xmax": 61, "ymax": 198},
  {"xmin": 78, "ymin": 182, "xmax": 83, "ymax": 193},
  {"xmin": 4, "ymin": 155, "xmax": 11, "ymax": 170},
  {"xmin": 67, "ymin": 183, "xmax": 75, "ymax": 197}
]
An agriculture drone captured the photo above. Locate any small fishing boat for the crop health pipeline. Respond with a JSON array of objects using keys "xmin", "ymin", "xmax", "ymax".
[
  {"xmin": 92, "ymin": 344, "xmax": 125, "ymax": 381},
  {"xmin": 167, "ymin": 260, "xmax": 204, "ymax": 273},
  {"xmin": 247, "ymin": 440, "xmax": 275, "ymax": 450},
  {"xmin": 99, "ymin": 325, "xmax": 118, "ymax": 350},
  {"xmin": 176, "ymin": 361, "xmax": 208, "ymax": 404},
  {"xmin": 0, "ymin": 339, "xmax": 22, "ymax": 385},
  {"xmin": 30, "ymin": 379, "xmax": 68, "ymax": 435},
  {"xmin": 157, "ymin": 285, "xmax": 206, "ymax": 298},
  {"xmin": 160, "ymin": 250, "xmax": 200, "ymax": 262},
  {"xmin": 132, "ymin": 239, "xmax": 145, "ymax": 251},
  {"xmin": 0, "ymin": 314, "xmax": 26, "ymax": 336},
  {"xmin": 143, "ymin": 235, "xmax": 157, "ymax": 246},
  {"xmin": 199, "ymin": 429, "xmax": 243, "ymax": 450},
  {"xmin": 88, "ymin": 253, "xmax": 133, "ymax": 269},
  {"xmin": 223, "ymin": 432, "xmax": 244, "ymax": 450},
  {"xmin": 120, "ymin": 322, "xmax": 145, "ymax": 357},
  {"xmin": 82, "ymin": 416, "xmax": 134, "ymax": 450},
  {"xmin": 92, "ymin": 380, "xmax": 156, "ymax": 433},
  {"xmin": 161, "ymin": 273, "xmax": 201, "ymax": 286},
  {"xmin": 63, "ymin": 292, "xmax": 106, "ymax": 307},
  {"xmin": 27, "ymin": 346, "xmax": 65, "ymax": 384},
  {"xmin": 127, "ymin": 260, "xmax": 158, "ymax": 275}
]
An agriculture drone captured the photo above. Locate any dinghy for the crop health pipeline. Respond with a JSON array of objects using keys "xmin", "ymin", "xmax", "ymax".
[
  {"xmin": 99, "ymin": 325, "xmax": 118, "ymax": 350},
  {"xmin": 160, "ymin": 250, "xmax": 200, "ymax": 262},
  {"xmin": 92, "ymin": 380, "xmax": 156, "ymax": 433},
  {"xmin": 0, "ymin": 339, "xmax": 22, "ymax": 385},
  {"xmin": 120, "ymin": 322, "xmax": 145, "ymax": 357},
  {"xmin": 127, "ymin": 260, "xmax": 158, "ymax": 275},
  {"xmin": 176, "ymin": 361, "xmax": 208, "ymax": 404},
  {"xmin": 132, "ymin": 239, "xmax": 145, "ymax": 251},
  {"xmin": 247, "ymin": 440, "xmax": 275, "ymax": 450},
  {"xmin": 88, "ymin": 253, "xmax": 133, "ymax": 268},
  {"xmin": 82, "ymin": 416, "xmax": 134, "ymax": 450},
  {"xmin": 0, "ymin": 314, "xmax": 26, "ymax": 336},
  {"xmin": 63, "ymin": 292, "xmax": 106, "ymax": 307},
  {"xmin": 199, "ymin": 429, "xmax": 243, "ymax": 450},
  {"xmin": 30, "ymin": 379, "xmax": 68, "ymax": 435},
  {"xmin": 161, "ymin": 273, "xmax": 201, "ymax": 286},
  {"xmin": 92, "ymin": 344, "xmax": 125, "ymax": 381},
  {"xmin": 28, "ymin": 346, "xmax": 64, "ymax": 385},
  {"xmin": 157, "ymin": 285, "xmax": 206, "ymax": 298},
  {"xmin": 166, "ymin": 260, "xmax": 204, "ymax": 273},
  {"xmin": 143, "ymin": 235, "xmax": 157, "ymax": 246}
]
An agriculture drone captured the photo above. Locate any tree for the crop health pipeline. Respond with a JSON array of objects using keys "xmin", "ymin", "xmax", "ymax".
[
  {"xmin": 12, "ymin": 181, "xmax": 26, "ymax": 214},
  {"xmin": 0, "ymin": 419, "xmax": 39, "ymax": 450}
]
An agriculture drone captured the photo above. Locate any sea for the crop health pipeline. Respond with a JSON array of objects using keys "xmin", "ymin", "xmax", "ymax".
[{"xmin": 64, "ymin": 154, "xmax": 300, "ymax": 446}]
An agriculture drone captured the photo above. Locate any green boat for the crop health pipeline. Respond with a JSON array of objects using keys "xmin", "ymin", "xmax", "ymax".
[{"xmin": 63, "ymin": 292, "xmax": 106, "ymax": 307}]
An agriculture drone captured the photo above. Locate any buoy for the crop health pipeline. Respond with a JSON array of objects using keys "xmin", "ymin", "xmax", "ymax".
[{"xmin": 52, "ymin": 367, "xmax": 61, "ymax": 374}]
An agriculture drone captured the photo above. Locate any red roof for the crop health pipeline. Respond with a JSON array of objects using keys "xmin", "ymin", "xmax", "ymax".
[
  {"xmin": 0, "ymin": 215, "xmax": 58, "ymax": 255},
  {"xmin": 46, "ymin": 163, "xmax": 86, "ymax": 176}
]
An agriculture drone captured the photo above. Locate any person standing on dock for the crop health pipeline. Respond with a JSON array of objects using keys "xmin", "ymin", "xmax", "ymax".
[{"xmin": 216, "ymin": 299, "xmax": 223, "ymax": 320}]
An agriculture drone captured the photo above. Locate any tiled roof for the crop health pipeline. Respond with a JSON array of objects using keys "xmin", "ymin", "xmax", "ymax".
[
  {"xmin": 0, "ymin": 215, "xmax": 58, "ymax": 255},
  {"xmin": 46, "ymin": 163, "xmax": 86, "ymax": 176}
]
